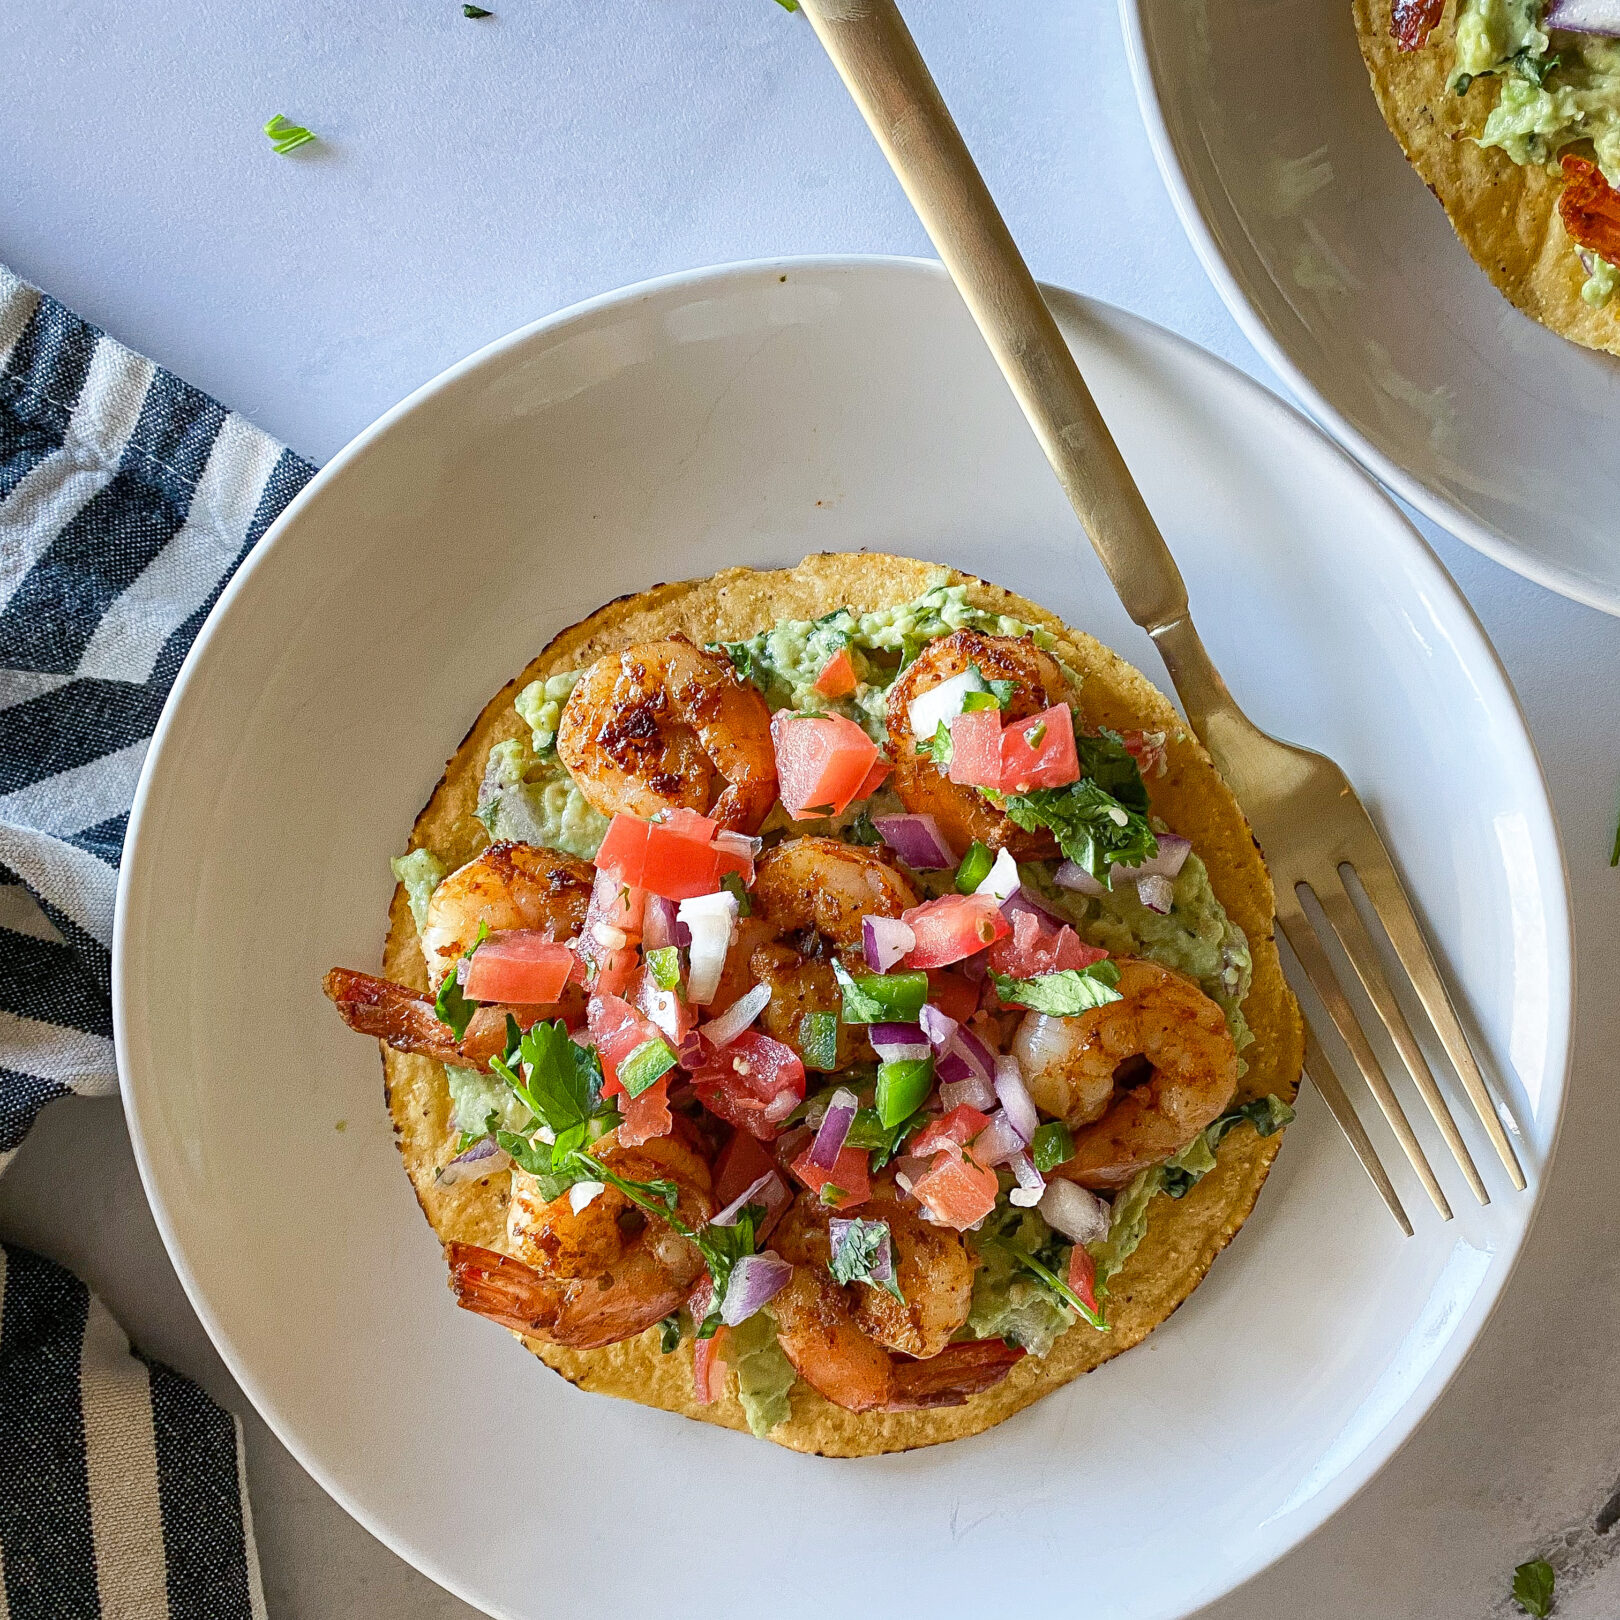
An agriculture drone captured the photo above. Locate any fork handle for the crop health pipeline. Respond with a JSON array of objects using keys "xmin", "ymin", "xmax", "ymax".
[{"xmin": 797, "ymin": 0, "xmax": 1193, "ymax": 639}]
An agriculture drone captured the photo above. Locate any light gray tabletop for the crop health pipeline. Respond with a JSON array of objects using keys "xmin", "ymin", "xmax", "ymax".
[{"xmin": 3, "ymin": 2, "xmax": 1619, "ymax": 1616}]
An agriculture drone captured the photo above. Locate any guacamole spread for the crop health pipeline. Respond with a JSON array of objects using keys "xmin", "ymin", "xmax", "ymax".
[{"xmin": 1453, "ymin": 0, "xmax": 1620, "ymax": 298}]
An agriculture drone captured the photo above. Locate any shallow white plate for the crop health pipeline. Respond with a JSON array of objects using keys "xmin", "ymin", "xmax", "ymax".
[
  {"xmin": 116, "ymin": 259, "xmax": 1569, "ymax": 1620},
  {"xmin": 1120, "ymin": 0, "xmax": 1620, "ymax": 615}
]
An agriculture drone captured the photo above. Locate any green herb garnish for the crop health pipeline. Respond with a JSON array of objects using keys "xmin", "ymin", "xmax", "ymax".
[
  {"xmin": 721, "ymin": 869, "xmax": 753, "ymax": 916},
  {"xmin": 847, "ymin": 812, "xmax": 884, "ymax": 846},
  {"xmin": 922, "ymin": 719, "xmax": 954, "ymax": 768},
  {"xmin": 1512, "ymin": 1559, "xmax": 1555, "ymax": 1618},
  {"xmin": 263, "ymin": 114, "xmax": 317, "ymax": 155},
  {"xmin": 990, "ymin": 963, "xmax": 1122, "ymax": 1016},
  {"xmin": 1003, "ymin": 779, "xmax": 1157, "ymax": 884},
  {"xmin": 827, "ymin": 1217, "xmax": 904, "ymax": 1300},
  {"xmin": 433, "ymin": 919, "xmax": 488, "ymax": 1040},
  {"xmin": 980, "ymin": 1235, "xmax": 1107, "ymax": 1331},
  {"xmin": 659, "ymin": 1314, "xmax": 682, "ymax": 1352},
  {"xmin": 463, "ymin": 3, "xmax": 494, "ymax": 14}
]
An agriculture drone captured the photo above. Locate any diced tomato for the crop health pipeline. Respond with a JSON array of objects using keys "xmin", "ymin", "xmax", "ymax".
[
  {"xmin": 461, "ymin": 932, "xmax": 574, "ymax": 1004},
  {"xmin": 909, "ymin": 1104, "xmax": 992, "ymax": 1159},
  {"xmin": 1119, "ymin": 728, "xmax": 1167, "ymax": 781},
  {"xmin": 854, "ymin": 755, "xmax": 891, "ymax": 800},
  {"xmin": 901, "ymin": 892, "xmax": 1011, "ymax": 969},
  {"xmin": 988, "ymin": 908, "xmax": 1109, "ymax": 980},
  {"xmin": 811, "ymin": 646, "xmax": 858, "ymax": 699},
  {"xmin": 997, "ymin": 703, "xmax": 1079, "ymax": 794},
  {"xmin": 946, "ymin": 708, "xmax": 1002, "ymax": 789},
  {"xmin": 1067, "ymin": 1242, "xmax": 1100, "ymax": 1315},
  {"xmin": 594, "ymin": 812, "xmax": 749, "ymax": 901},
  {"xmin": 715, "ymin": 1128, "xmax": 778, "ymax": 1208},
  {"xmin": 587, "ymin": 993, "xmax": 669, "ymax": 1099},
  {"xmin": 926, "ymin": 968, "xmax": 980, "ymax": 1025},
  {"xmin": 790, "ymin": 1140, "xmax": 871, "ymax": 1210},
  {"xmin": 772, "ymin": 711, "xmax": 882, "ymax": 820},
  {"xmin": 909, "ymin": 1149, "xmax": 999, "ymax": 1230},
  {"xmin": 692, "ymin": 1322, "xmax": 729, "ymax": 1404},
  {"xmin": 689, "ymin": 1029, "xmax": 807, "ymax": 1139},
  {"xmin": 617, "ymin": 1075, "xmax": 672, "ymax": 1145}
]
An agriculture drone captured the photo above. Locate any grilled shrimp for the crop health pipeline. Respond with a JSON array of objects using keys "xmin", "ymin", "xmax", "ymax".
[
  {"xmin": 449, "ymin": 1129, "xmax": 715, "ymax": 1351},
  {"xmin": 556, "ymin": 637, "xmax": 777, "ymax": 833},
  {"xmin": 747, "ymin": 837, "xmax": 917, "ymax": 1069},
  {"xmin": 419, "ymin": 841, "xmax": 593, "ymax": 991},
  {"xmin": 324, "ymin": 968, "xmax": 485, "ymax": 1067},
  {"xmin": 886, "ymin": 629, "xmax": 1070, "ymax": 858},
  {"xmin": 1014, "ymin": 957, "xmax": 1238, "ymax": 1190},
  {"xmin": 768, "ymin": 1187, "xmax": 1022, "ymax": 1413}
]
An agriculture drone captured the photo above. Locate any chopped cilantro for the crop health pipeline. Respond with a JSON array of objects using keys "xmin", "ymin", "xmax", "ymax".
[
  {"xmin": 827, "ymin": 1217, "xmax": 904, "ymax": 1300},
  {"xmin": 463, "ymin": 3, "xmax": 494, "ymax": 13},
  {"xmin": 659, "ymin": 1314, "xmax": 682, "ymax": 1352},
  {"xmin": 846, "ymin": 812, "xmax": 884, "ymax": 846},
  {"xmin": 433, "ymin": 920, "xmax": 487, "ymax": 1040},
  {"xmin": 990, "ymin": 963, "xmax": 1122, "ymax": 1016},
  {"xmin": 721, "ymin": 869, "xmax": 752, "ymax": 916},
  {"xmin": 1003, "ymin": 779, "xmax": 1157, "ymax": 883},
  {"xmin": 922, "ymin": 719, "xmax": 954, "ymax": 768},
  {"xmin": 1512, "ymin": 1559, "xmax": 1554, "ymax": 1618},
  {"xmin": 845, "ymin": 1103, "xmax": 925, "ymax": 1168}
]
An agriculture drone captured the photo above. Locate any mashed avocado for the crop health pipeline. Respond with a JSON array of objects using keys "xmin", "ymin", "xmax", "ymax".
[
  {"xmin": 476, "ymin": 736, "xmax": 609, "ymax": 860},
  {"xmin": 716, "ymin": 579, "xmax": 1079, "ymax": 740},
  {"xmin": 1452, "ymin": 0, "xmax": 1620, "ymax": 298},
  {"xmin": 515, "ymin": 671, "xmax": 584, "ymax": 756},
  {"xmin": 390, "ymin": 849, "xmax": 448, "ymax": 932},
  {"xmin": 967, "ymin": 1205, "xmax": 1076, "ymax": 1355},
  {"xmin": 720, "ymin": 1308, "xmax": 797, "ymax": 1436}
]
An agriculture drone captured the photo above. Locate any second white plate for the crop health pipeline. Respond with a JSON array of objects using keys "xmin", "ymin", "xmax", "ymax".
[{"xmin": 116, "ymin": 259, "xmax": 1569, "ymax": 1620}]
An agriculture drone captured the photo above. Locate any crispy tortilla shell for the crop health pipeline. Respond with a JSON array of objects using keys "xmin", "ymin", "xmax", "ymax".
[
  {"xmin": 378, "ymin": 553, "xmax": 1304, "ymax": 1457},
  {"xmin": 1353, "ymin": 0, "xmax": 1620, "ymax": 356}
]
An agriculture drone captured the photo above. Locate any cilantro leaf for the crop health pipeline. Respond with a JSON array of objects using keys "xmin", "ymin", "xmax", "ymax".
[
  {"xmin": 1513, "ymin": 1559, "xmax": 1555, "ymax": 1618},
  {"xmin": 991, "ymin": 963, "xmax": 1122, "ymax": 1016},
  {"xmin": 844, "ymin": 1103, "xmax": 925, "ymax": 1169},
  {"xmin": 922, "ymin": 719, "xmax": 953, "ymax": 767},
  {"xmin": 1031, "ymin": 1119, "xmax": 1074, "ymax": 1172},
  {"xmin": 433, "ymin": 919, "xmax": 488, "ymax": 1040},
  {"xmin": 690, "ymin": 1206, "xmax": 764, "ymax": 1336},
  {"xmin": 846, "ymin": 812, "xmax": 884, "ymax": 847},
  {"xmin": 659, "ymin": 1314, "xmax": 682, "ymax": 1352},
  {"xmin": 1513, "ymin": 48, "xmax": 1560, "ymax": 86},
  {"xmin": 1003, "ymin": 779, "xmax": 1157, "ymax": 882},
  {"xmin": 505, "ymin": 1019, "xmax": 603, "ymax": 1133},
  {"xmin": 263, "ymin": 114, "xmax": 317, "ymax": 154},
  {"xmin": 827, "ymin": 1217, "xmax": 904, "ymax": 1300},
  {"xmin": 1074, "ymin": 728, "xmax": 1150, "ymax": 811},
  {"xmin": 721, "ymin": 869, "xmax": 752, "ymax": 916}
]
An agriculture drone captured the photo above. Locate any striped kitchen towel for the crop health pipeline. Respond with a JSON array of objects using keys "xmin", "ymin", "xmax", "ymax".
[{"xmin": 0, "ymin": 264, "xmax": 314, "ymax": 1618}]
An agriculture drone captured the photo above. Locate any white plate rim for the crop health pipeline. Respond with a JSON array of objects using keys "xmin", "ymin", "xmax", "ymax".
[
  {"xmin": 1115, "ymin": 0, "xmax": 1620, "ymax": 619},
  {"xmin": 112, "ymin": 253, "xmax": 1575, "ymax": 1620}
]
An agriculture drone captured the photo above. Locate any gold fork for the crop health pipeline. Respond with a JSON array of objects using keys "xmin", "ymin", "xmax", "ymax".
[{"xmin": 796, "ymin": 0, "xmax": 1527, "ymax": 1228}]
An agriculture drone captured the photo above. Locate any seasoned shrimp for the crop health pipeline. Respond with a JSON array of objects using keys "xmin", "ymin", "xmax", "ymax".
[
  {"xmin": 449, "ymin": 1129, "xmax": 715, "ymax": 1351},
  {"xmin": 886, "ymin": 628, "xmax": 1070, "ymax": 858},
  {"xmin": 1015, "ymin": 957, "xmax": 1238, "ymax": 1190},
  {"xmin": 323, "ymin": 968, "xmax": 484, "ymax": 1067},
  {"xmin": 747, "ymin": 838, "xmax": 917, "ymax": 1068},
  {"xmin": 419, "ymin": 840, "xmax": 593, "ymax": 990},
  {"xmin": 556, "ymin": 637, "xmax": 777, "ymax": 833},
  {"xmin": 768, "ymin": 1188, "xmax": 1023, "ymax": 1413}
]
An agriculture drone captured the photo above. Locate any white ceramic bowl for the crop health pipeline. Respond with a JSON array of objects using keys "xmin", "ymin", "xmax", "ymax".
[
  {"xmin": 116, "ymin": 259, "xmax": 1570, "ymax": 1620},
  {"xmin": 1120, "ymin": 0, "xmax": 1620, "ymax": 615}
]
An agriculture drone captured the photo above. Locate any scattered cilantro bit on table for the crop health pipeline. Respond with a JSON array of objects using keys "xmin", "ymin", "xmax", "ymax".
[
  {"xmin": 263, "ymin": 114, "xmax": 317, "ymax": 155},
  {"xmin": 1512, "ymin": 1558, "xmax": 1555, "ymax": 1618}
]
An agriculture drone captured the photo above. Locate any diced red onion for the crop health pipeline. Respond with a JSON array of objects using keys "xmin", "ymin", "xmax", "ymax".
[
  {"xmin": 829, "ymin": 1217, "xmax": 896, "ymax": 1288},
  {"xmin": 993, "ymin": 1053, "xmax": 1038, "ymax": 1143},
  {"xmin": 872, "ymin": 814, "xmax": 955, "ymax": 871},
  {"xmin": 1001, "ymin": 884, "xmax": 1066, "ymax": 929},
  {"xmin": 1038, "ymin": 1178, "xmax": 1112, "ymax": 1244},
  {"xmin": 678, "ymin": 890, "xmax": 738, "ymax": 1005},
  {"xmin": 1055, "ymin": 834, "xmax": 1192, "ymax": 897},
  {"xmin": 955, "ymin": 1022, "xmax": 998, "ymax": 1079},
  {"xmin": 869, "ymin": 1023, "xmax": 930, "ymax": 1064},
  {"xmin": 809, "ymin": 1087, "xmax": 860, "ymax": 1169},
  {"xmin": 919, "ymin": 1003, "xmax": 996, "ymax": 1088},
  {"xmin": 974, "ymin": 846, "xmax": 1021, "ymax": 900},
  {"xmin": 1545, "ymin": 0, "xmax": 1620, "ymax": 32},
  {"xmin": 863, "ymin": 914, "xmax": 917, "ymax": 973},
  {"xmin": 719, "ymin": 1251, "xmax": 793, "ymax": 1327},
  {"xmin": 1008, "ymin": 1152, "xmax": 1046, "ymax": 1207},
  {"xmin": 959, "ymin": 949, "xmax": 988, "ymax": 984},
  {"xmin": 971, "ymin": 1109, "xmax": 1026, "ymax": 1168},
  {"xmin": 643, "ymin": 895, "xmax": 680, "ymax": 951},
  {"xmin": 698, "ymin": 982, "xmax": 771, "ymax": 1049},
  {"xmin": 434, "ymin": 1136, "xmax": 512, "ymax": 1186},
  {"xmin": 1137, "ymin": 873, "xmax": 1174, "ymax": 915},
  {"xmin": 713, "ymin": 1169, "xmax": 791, "ymax": 1240},
  {"xmin": 940, "ymin": 1074, "xmax": 997, "ymax": 1111}
]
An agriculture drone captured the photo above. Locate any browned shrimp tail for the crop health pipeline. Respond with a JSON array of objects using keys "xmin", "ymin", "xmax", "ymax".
[
  {"xmin": 323, "ymin": 967, "xmax": 479, "ymax": 1069},
  {"xmin": 882, "ymin": 1339, "xmax": 1026, "ymax": 1411},
  {"xmin": 447, "ymin": 1243, "xmax": 564, "ymax": 1337}
]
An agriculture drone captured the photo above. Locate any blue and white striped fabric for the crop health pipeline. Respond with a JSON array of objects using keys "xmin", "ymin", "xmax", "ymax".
[{"xmin": 0, "ymin": 264, "xmax": 313, "ymax": 1619}]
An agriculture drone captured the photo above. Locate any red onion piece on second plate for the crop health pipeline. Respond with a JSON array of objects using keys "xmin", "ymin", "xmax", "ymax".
[
  {"xmin": 1546, "ymin": 0, "xmax": 1620, "ymax": 32},
  {"xmin": 1008, "ymin": 1151, "xmax": 1046, "ymax": 1207},
  {"xmin": 972, "ymin": 1110, "xmax": 1026, "ymax": 1168},
  {"xmin": 940, "ymin": 1074, "xmax": 997, "ymax": 1112},
  {"xmin": 993, "ymin": 1053, "xmax": 1039, "ymax": 1143},
  {"xmin": 863, "ymin": 914, "xmax": 917, "ymax": 974},
  {"xmin": 869, "ymin": 1023, "xmax": 930, "ymax": 1063},
  {"xmin": 720, "ymin": 1251, "xmax": 793, "ymax": 1327}
]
